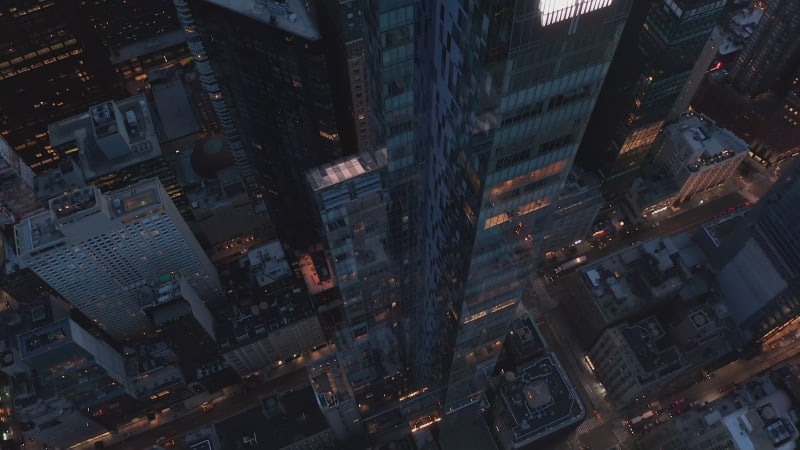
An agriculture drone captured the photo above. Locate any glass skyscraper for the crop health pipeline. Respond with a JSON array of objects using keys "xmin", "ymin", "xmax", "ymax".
[
  {"xmin": 414, "ymin": 0, "xmax": 632, "ymax": 414},
  {"xmin": 312, "ymin": 0, "xmax": 633, "ymax": 428}
]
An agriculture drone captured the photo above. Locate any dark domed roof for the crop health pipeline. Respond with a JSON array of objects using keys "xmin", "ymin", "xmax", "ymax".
[{"xmin": 191, "ymin": 135, "xmax": 234, "ymax": 178}]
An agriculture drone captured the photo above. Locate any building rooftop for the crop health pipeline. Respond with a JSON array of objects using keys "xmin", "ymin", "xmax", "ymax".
[
  {"xmin": 105, "ymin": 178, "xmax": 166, "ymax": 220},
  {"xmin": 618, "ymin": 317, "xmax": 684, "ymax": 385},
  {"xmin": 497, "ymin": 353, "xmax": 585, "ymax": 445},
  {"xmin": 151, "ymin": 73, "xmax": 201, "ymax": 143},
  {"xmin": 307, "ymin": 149, "xmax": 387, "ymax": 192},
  {"xmin": 662, "ymin": 112, "xmax": 749, "ymax": 173},
  {"xmin": 0, "ymin": 159, "xmax": 43, "ymax": 224},
  {"xmin": 215, "ymin": 281, "xmax": 316, "ymax": 352},
  {"xmin": 728, "ymin": 5, "xmax": 763, "ymax": 41},
  {"xmin": 18, "ymin": 318, "xmax": 72, "ymax": 360},
  {"xmin": 639, "ymin": 371, "xmax": 799, "ymax": 450},
  {"xmin": 309, "ymin": 355, "xmax": 352, "ymax": 410},
  {"xmin": 14, "ymin": 179, "xmax": 168, "ymax": 257},
  {"xmin": 205, "ymin": 0, "xmax": 321, "ymax": 41},
  {"xmin": 49, "ymin": 95, "xmax": 162, "ymax": 180},
  {"xmin": 109, "ymin": 29, "xmax": 186, "ymax": 65},
  {"xmin": 248, "ymin": 241, "xmax": 290, "ymax": 288},
  {"xmin": 578, "ymin": 236, "xmax": 699, "ymax": 324},
  {"xmin": 31, "ymin": 159, "xmax": 87, "ymax": 201},
  {"xmin": 506, "ymin": 315, "xmax": 546, "ymax": 362},
  {"xmin": 299, "ymin": 252, "xmax": 336, "ymax": 295},
  {"xmin": 215, "ymin": 386, "xmax": 331, "ymax": 450},
  {"xmin": 700, "ymin": 213, "xmax": 746, "ymax": 249}
]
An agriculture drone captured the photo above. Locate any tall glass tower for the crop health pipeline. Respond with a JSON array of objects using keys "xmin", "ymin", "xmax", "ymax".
[
  {"xmin": 414, "ymin": 0, "xmax": 632, "ymax": 414},
  {"xmin": 312, "ymin": 0, "xmax": 633, "ymax": 426}
]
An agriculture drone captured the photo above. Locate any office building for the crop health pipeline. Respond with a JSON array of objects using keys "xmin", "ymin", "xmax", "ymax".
[
  {"xmin": 177, "ymin": 0, "xmax": 354, "ymax": 245},
  {"xmin": 304, "ymin": 1, "xmax": 634, "ymax": 432},
  {"xmin": 716, "ymin": 159, "xmax": 800, "ymax": 346},
  {"xmin": 489, "ymin": 354, "xmax": 585, "ymax": 450},
  {"xmin": 309, "ymin": 355, "xmax": 363, "ymax": 443},
  {"xmin": 1, "ymin": 295, "xmax": 134, "ymax": 446},
  {"xmin": 109, "ymin": 29, "xmax": 190, "ymax": 95},
  {"xmin": 141, "ymin": 274, "xmax": 238, "ymax": 396},
  {"xmin": 0, "ymin": 2, "xmax": 117, "ymax": 175},
  {"xmin": 588, "ymin": 316, "xmax": 688, "ymax": 406},
  {"xmin": 729, "ymin": 0, "xmax": 800, "ymax": 96},
  {"xmin": 626, "ymin": 111, "xmax": 748, "ymax": 219},
  {"xmin": 652, "ymin": 112, "xmax": 748, "ymax": 202},
  {"xmin": 319, "ymin": 0, "xmax": 373, "ymax": 152},
  {"xmin": 541, "ymin": 169, "xmax": 603, "ymax": 253},
  {"xmin": 215, "ymin": 241, "xmax": 326, "ymax": 377},
  {"xmin": 48, "ymin": 95, "xmax": 190, "ymax": 218},
  {"xmin": 584, "ymin": 0, "xmax": 727, "ymax": 183},
  {"xmin": 13, "ymin": 178, "xmax": 222, "ymax": 340},
  {"xmin": 173, "ymin": 0, "xmax": 256, "ymax": 191},
  {"xmin": 78, "ymin": 0, "xmax": 180, "ymax": 52},
  {"xmin": 306, "ymin": 150, "xmax": 406, "ymax": 402},
  {"xmin": 560, "ymin": 233, "xmax": 714, "ymax": 344},
  {"xmin": 414, "ymin": 0, "xmax": 632, "ymax": 415},
  {"xmin": 0, "ymin": 156, "xmax": 42, "ymax": 226},
  {"xmin": 636, "ymin": 372, "xmax": 799, "ymax": 449}
]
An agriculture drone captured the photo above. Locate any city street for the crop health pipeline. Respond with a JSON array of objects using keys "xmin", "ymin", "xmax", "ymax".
[
  {"xmin": 98, "ymin": 366, "xmax": 311, "ymax": 450},
  {"xmin": 582, "ymin": 191, "xmax": 747, "ymax": 263},
  {"xmin": 524, "ymin": 188, "xmax": 762, "ymax": 449}
]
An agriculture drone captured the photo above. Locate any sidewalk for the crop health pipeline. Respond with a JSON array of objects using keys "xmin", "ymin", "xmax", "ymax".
[{"xmin": 70, "ymin": 345, "xmax": 336, "ymax": 449}]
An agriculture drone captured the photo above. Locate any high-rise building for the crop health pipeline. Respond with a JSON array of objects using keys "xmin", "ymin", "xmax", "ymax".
[
  {"xmin": 3, "ymin": 295, "xmax": 135, "ymax": 445},
  {"xmin": 309, "ymin": 0, "xmax": 633, "ymax": 428},
  {"xmin": 627, "ymin": 111, "xmax": 748, "ymax": 221},
  {"xmin": 541, "ymin": 169, "xmax": 603, "ymax": 253},
  {"xmin": 177, "ymin": 0, "xmax": 355, "ymax": 246},
  {"xmin": 580, "ymin": 0, "xmax": 727, "ymax": 184},
  {"xmin": 0, "ymin": 1, "xmax": 117, "ymax": 175},
  {"xmin": 729, "ymin": 0, "xmax": 800, "ymax": 96},
  {"xmin": 716, "ymin": 159, "xmax": 800, "ymax": 346},
  {"xmin": 319, "ymin": 0, "xmax": 373, "ymax": 152},
  {"xmin": 415, "ymin": 0, "xmax": 632, "ymax": 415},
  {"xmin": 78, "ymin": 0, "xmax": 180, "ymax": 52},
  {"xmin": 13, "ymin": 178, "xmax": 222, "ymax": 340},
  {"xmin": 307, "ymin": 150, "xmax": 411, "ymax": 405},
  {"xmin": 48, "ymin": 95, "xmax": 190, "ymax": 219}
]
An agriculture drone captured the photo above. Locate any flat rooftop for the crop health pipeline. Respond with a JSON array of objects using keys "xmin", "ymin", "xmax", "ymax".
[
  {"xmin": 205, "ymin": 0, "xmax": 320, "ymax": 41},
  {"xmin": 14, "ymin": 186, "xmax": 101, "ymax": 255},
  {"xmin": 0, "ymin": 160, "xmax": 43, "ymax": 222},
  {"xmin": 579, "ymin": 236, "xmax": 695, "ymax": 324},
  {"xmin": 619, "ymin": 317, "xmax": 684, "ymax": 384},
  {"xmin": 49, "ymin": 95, "xmax": 162, "ymax": 180},
  {"xmin": 299, "ymin": 252, "xmax": 336, "ymax": 294},
  {"xmin": 508, "ymin": 315, "xmax": 546, "ymax": 358},
  {"xmin": 498, "ymin": 353, "xmax": 585, "ymax": 444},
  {"xmin": 248, "ymin": 241, "xmax": 291, "ymax": 288},
  {"xmin": 109, "ymin": 29, "xmax": 186, "ymax": 64},
  {"xmin": 307, "ymin": 149, "xmax": 387, "ymax": 192},
  {"xmin": 151, "ymin": 74, "xmax": 201, "ymax": 142},
  {"xmin": 215, "ymin": 281, "xmax": 316, "ymax": 352},
  {"xmin": 309, "ymin": 355, "xmax": 351, "ymax": 410},
  {"xmin": 18, "ymin": 318, "xmax": 72, "ymax": 360},
  {"xmin": 215, "ymin": 387, "xmax": 330, "ymax": 450},
  {"xmin": 105, "ymin": 179, "xmax": 165, "ymax": 220}
]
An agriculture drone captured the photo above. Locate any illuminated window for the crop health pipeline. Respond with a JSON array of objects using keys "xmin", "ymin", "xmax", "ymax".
[{"xmin": 539, "ymin": 0, "xmax": 614, "ymax": 26}]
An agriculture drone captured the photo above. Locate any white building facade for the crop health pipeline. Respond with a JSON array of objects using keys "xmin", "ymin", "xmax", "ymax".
[{"xmin": 14, "ymin": 178, "xmax": 222, "ymax": 339}]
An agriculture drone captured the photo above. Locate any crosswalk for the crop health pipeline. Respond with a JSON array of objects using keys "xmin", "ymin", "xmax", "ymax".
[{"xmin": 529, "ymin": 276, "xmax": 558, "ymax": 310}]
